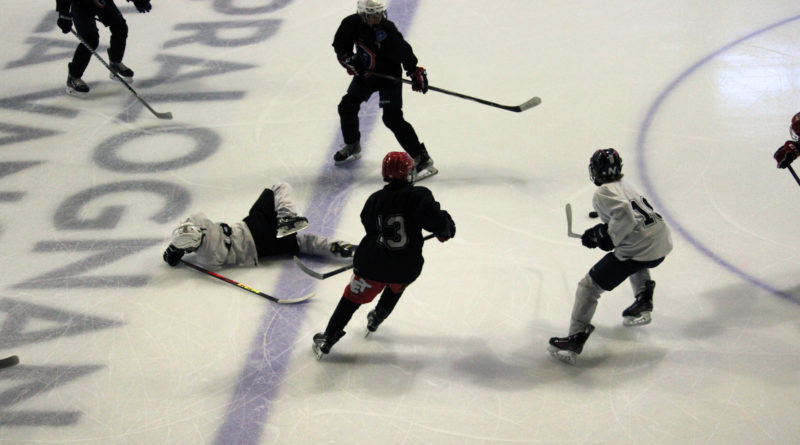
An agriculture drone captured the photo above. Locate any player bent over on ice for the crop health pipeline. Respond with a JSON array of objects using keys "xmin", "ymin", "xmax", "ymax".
[
  {"xmin": 163, "ymin": 182, "xmax": 354, "ymax": 268},
  {"xmin": 548, "ymin": 149, "xmax": 673, "ymax": 365},
  {"xmin": 312, "ymin": 152, "xmax": 456, "ymax": 359}
]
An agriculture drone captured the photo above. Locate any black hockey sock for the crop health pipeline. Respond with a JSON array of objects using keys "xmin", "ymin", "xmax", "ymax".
[
  {"xmin": 374, "ymin": 287, "xmax": 403, "ymax": 318},
  {"xmin": 325, "ymin": 297, "xmax": 361, "ymax": 335}
]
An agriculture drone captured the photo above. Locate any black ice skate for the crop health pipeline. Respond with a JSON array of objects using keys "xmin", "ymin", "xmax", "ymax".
[
  {"xmin": 622, "ymin": 280, "xmax": 655, "ymax": 327},
  {"xmin": 333, "ymin": 142, "xmax": 362, "ymax": 165},
  {"xmin": 109, "ymin": 61, "xmax": 134, "ymax": 82},
  {"xmin": 413, "ymin": 144, "xmax": 438, "ymax": 182},
  {"xmin": 330, "ymin": 242, "xmax": 355, "ymax": 258},
  {"xmin": 547, "ymin": 324, "xmax": 595, "ymax": 365},
  {"xmin": 276, "ymin": 216, "xmax": 308, "ymax": 238},
  {"xmin": 66, "ymin": 74, "xmax": 90, "ymax": 96},
  {"xmin": 312, "ymin": 330, "xmax": 345, "ymax": 360},
  {"xmin": 365, "ymin": 308, "xmax": 388, "ymax": 336}
]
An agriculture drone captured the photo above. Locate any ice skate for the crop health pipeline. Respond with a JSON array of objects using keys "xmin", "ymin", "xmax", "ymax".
[
  {"xmin": 66, "ymin": 74, "xmax": 90, "ymax": 96},
  {"xmin": 312, "ymin": 330, "xmax": 345, "ymax": 359},
  {"xmin": 276, "ymin": 215, "xmax": 309, "ymax": 238},
  {"xmin": 109, "ymin": 61, "xmax": 134, "ymax": 82},
  {"xmin": 330, "ymin": 241, "xmax": 356, "ymax": 258},
  {"xmin": 365, "ymin": 308, "xmax": 387, "ymax": 337},
  {"xmin": 622, "ymin": 280, "xmax": 655, "ymax": 327},
  {"xmin": 413, "ymin": 144, "xmax": 438, "ymax": 182},
  {"xmin": 547, "ymin": 324, "xmax": 595, "ymax": 365},
  {"xmin": 333, "ymin": 142, "xmax": 362, "ymax": 165}
]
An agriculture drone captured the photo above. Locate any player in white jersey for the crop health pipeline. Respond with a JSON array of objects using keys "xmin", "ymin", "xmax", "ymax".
[
  {"xmin": 548, "ymin": 149, "xmax": 673, "ymax": 365},
  {"xmin": 163, "ymin": 182, "xmax": 354, "ymax": 268}
]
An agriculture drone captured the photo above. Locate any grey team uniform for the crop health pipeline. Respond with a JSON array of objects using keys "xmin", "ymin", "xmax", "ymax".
[{"xmin": 570, "ymin": 180, "xmax": 673, "ymax": 335}]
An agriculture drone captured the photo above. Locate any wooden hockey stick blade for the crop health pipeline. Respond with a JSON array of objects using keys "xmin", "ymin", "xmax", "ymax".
[
  {"xmin": 293, "ymin": 256, "xmax": 353, "ymax": 280},
  {"xmin": 565, "ymin": 203, "xmax": 582, "ymax": 238},
  {"xmin": 179, "ymin": 259, "xmax": 313, "ymax": 304},
  {"xmin": 0, "ymin": 355, "xmax": 19, "ymax": 369}
]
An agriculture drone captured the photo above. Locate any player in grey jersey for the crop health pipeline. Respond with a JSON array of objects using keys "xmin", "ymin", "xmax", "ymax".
[
  {"xmin": 548, "ymin": 149, "xmax": 673, "ymax": 365},
  {"xmin": 162, "ymin": 183, "xmax": 354, "ymax": 268}
]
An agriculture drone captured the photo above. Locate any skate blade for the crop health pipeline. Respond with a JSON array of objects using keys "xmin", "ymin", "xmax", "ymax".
[
  {"xmin": 312, "ymin": 343, "xmax": 325, "ymax": 360},
  {"xmin": 414, "ymin": 166, "xmax": 439, "ymax": 182},
  {"xmin": 334, "ymin": 153, "xmax": 361, "ymax": 166},
  {"xmin": 276, "ymin": 220, "xmax": 309, "ymax": 238},
  {"xmin": 66, "ymin": 87, "xmax": 89, "ymax": 97},
  {"xmin": 109, "ymin": 72, "xmax": 134, "ymax": 83},
  {"xmin": 623, "ymin": 312, "xmax": 651, "ymax": 327},
  {"xmin": 547, "ymin": 346, "xmax": 577, "ymax": 365}
]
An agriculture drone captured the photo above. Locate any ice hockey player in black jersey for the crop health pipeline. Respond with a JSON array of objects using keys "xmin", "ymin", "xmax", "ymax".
[
  {"xmin": 55, "ymin": 0, "xmax": 152, "ymax": 96},
  {"xmin": 331, "ymin": 0, "xmax": 437, "ymax": 180},
  {"xmin": 163, "ymin": 183, "xmax": 354, "ymax": 268},
  {"xmin": 312, "ymin": 152, "xmax": 456, "ymax": 359},
  {"xmin": 548, "ymin": 149, "xmax": 673, "ymax": 365}
]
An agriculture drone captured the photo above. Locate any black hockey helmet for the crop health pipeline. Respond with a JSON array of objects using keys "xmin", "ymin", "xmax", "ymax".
[
  {"xmin": 589, "ymin": 148, "xmax": 623, "ymax": 186},
  {"xmin": 791, "ymin": 112, "xmax": 800, "ymax": 140}
]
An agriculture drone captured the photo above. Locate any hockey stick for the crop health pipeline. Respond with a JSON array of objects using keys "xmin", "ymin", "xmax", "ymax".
[
  {"xmin": 565, "ymin": 203, "xmax": 582, "ymax": 238},
  {"xmin": 69, "ymin": 28, "xmax": 173, "ymax": 120},
  {"xmin": 0, "ymin": 355, "xmax": 19, "ymax": 369},
  {"xmin": 179, "ymin": 259, "xmax": 313, "ymax": 304},
  {"xmin": 293, "ymin": 234, "xmax": 437, "ymax": 280},
  {"xmin": 788, "ymin": 165, "xmax": 800, "ymax": 187},
  {"xmin": 368, "ymin": 72, "xmax": 541, "ymax": 113}
]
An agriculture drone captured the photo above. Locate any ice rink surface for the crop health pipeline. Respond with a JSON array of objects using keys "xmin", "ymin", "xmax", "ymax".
[{"xmin": 1, "ymin": 1, "xmax": 800, "ymax": 444}]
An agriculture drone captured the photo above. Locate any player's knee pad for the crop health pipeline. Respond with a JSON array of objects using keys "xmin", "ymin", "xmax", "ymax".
[
  {"xmin": 577, "ymin": 274, "xmax": 604, "ymax": 300},
  {"xmin": 83, "ymin": 32, "xmax": 100, "ymax": 50},
  {"xmin": 338, "ymin": 94, "xmax": 361, "ymax": 117},
  {"xmin": 381, "ymin": 108, "xmax": 406, "ymax": 129},
  {"xmin": 109, "ymin": 18, "xmax": 128, "ymax": 39}
]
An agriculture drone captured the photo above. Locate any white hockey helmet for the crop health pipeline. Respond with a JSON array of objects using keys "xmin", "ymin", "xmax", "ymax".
[
  {"xmin": 170, "ymin": 221, "xmax": 204, "ymax": 251},
  {"xmin": 357, "ymin": 0, "xmax": 387, "ymax": 24}
]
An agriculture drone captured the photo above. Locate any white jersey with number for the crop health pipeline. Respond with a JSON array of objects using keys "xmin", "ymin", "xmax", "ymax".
[
  {"xmin": 592, "ymin": 180, "xmax": 673, "ymax": 262},
  {"xmin": 187, "ymin": 213, "xmax": 259, "ymax": 267}
]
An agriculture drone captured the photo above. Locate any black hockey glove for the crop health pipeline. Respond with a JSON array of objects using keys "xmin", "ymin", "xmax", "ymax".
[
  {"xmin": 163, "ymin": 245, "xmax": 185, "ymax": 267},
  {"xmin": 408, "ymin": 67, "xmax": 428, "ymax": 94},
  {"xmin": 582, "ymin": 223, "xmax": 614, "ymax": 251},
  {"xmin": 340, "ymin": 53, "xmax": 369, "ymax": 76},
  {"xmin": 130, "ymin": 0, "xmax": 152, "ymax": 13},
  {"xmin": 57, "ymin": 13, "xmax": 73, "ymax": 34},
  {"xmin": 436, "ymin": 211, "xmax": 456, "ymax": 242}
]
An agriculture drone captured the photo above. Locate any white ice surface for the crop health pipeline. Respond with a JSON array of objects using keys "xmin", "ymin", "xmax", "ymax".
[{"xmin": 1, "ymin": 1, "xmax": 800, "ymax": 444}]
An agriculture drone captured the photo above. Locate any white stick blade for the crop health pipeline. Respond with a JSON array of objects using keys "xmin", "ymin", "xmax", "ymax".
[{"xmin": 517, "ymin": 96, "xmax": 542, "ymax": 112}]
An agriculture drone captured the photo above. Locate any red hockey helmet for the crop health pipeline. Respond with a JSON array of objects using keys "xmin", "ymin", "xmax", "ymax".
[
  {"xmin": 382, "ymin": 151, "xmax": 415, "ymax": 182},
  {"xmin": 791, "ymin": 112, "xmax": 800, "ymax": 140}
]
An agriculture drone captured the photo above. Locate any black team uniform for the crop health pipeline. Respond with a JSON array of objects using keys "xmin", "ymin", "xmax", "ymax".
[
  {"xmin": 55, "ymin": 0, "xmax": 152, "ymax": 95},
  {"xmin": 313, "ymin": 152, "xmax": 455, "ymax": 358},
  {"xmin": 332, "ymin": 11, "xmax": 433, "ymax": 173}
]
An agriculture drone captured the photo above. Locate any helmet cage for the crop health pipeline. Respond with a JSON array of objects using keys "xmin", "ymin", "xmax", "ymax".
[{"xmin": 357, "ymin": 0, "xmax": 387, "ymax": 23}]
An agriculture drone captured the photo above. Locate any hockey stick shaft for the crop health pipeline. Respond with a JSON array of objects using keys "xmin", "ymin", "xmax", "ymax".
[
  {"xmin": 179, "ymin": 259, "xmax": 313, "ymax": 304},
  {"xmin": 368, "ymin": 72, "xmax": 541, "ymax": 113},
  {"xmin": 565, "ymin": 203, "xmax": 582, "ymax": 238},
  {"xmin": 294, "ymin": 234, "xmax": 437, "ymax": 280},
  {"xmin": 70, "ymin": 29, "xmax": 173, "ymax": 120},
  {"xmin": 788, "ymin": 165, "xmax": 800, "ymax": 187}
]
